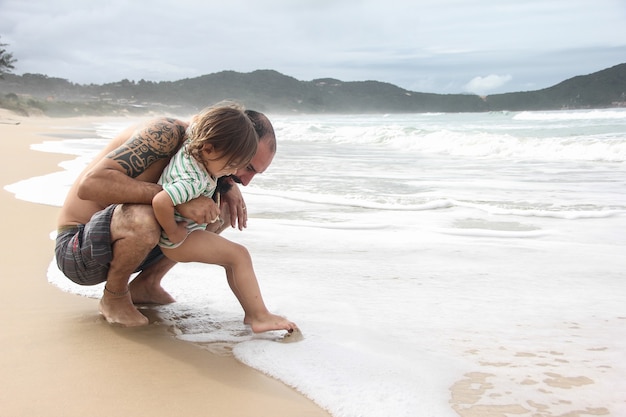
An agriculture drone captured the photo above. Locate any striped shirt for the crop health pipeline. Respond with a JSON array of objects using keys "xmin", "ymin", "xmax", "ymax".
[{"xmin": 157, "ymin": 141, "xmax": 217, "ymax": 248}]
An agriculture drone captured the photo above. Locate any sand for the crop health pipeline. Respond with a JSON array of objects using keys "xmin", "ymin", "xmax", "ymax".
[{"xmin": 0, "ymin": 110, "xmax": 330, "ymax": 417}]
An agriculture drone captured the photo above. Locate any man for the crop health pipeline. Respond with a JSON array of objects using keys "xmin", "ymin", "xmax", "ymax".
[{"xmin": 55, "ymin": 110, "xmax": 276, "ymax": 327}]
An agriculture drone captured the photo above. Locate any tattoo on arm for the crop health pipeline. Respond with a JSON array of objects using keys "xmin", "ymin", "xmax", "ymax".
[{"xmin": 107, "ymin": 119, "xmax": 186, "ymax": 177}]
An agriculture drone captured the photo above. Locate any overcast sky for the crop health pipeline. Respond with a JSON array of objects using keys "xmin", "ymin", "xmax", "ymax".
[{"xmin": 1, "ymin": 0, "xmax": 624, "ymax": 94}]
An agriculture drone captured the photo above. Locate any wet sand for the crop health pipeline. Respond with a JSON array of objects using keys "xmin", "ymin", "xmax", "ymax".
[{"xmin": 0, "ymin": 111, "xmax": 330, "ymax": 417}]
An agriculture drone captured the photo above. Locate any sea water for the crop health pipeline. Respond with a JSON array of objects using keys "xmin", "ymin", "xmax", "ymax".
[{"xmin": 6, "ymin": 109, "xmax": 626, "ymax": 417}]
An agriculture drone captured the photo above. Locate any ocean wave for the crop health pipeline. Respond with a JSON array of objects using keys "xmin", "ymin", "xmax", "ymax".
[
  {"xmin": 246, "ymin": 188, "xmax": 624, "ymax": 220},
  {"xmin": 274, "ymin": 114, "xmax": 626, "ymax": 162},
  {"xmin": 458, "ymin": 201, "xmax": 625, "ymax": 220},
  {"xmin": 438, "ymin": 228, "xmax": 551, "ymax": 238},
  {"xmin": 31, "ymin": 138, "xmax": 109, "ymax": 156},
  {"xmin": 407, "ymin": 131, "xmax": 626, "ymax": 161},
  {"xmin": 245, "ymin": 188, "xmax": 456, "ymax": 211},
  {"xmin": 513, "ymin": 109, "xmax": 626, "ymax": 121}
]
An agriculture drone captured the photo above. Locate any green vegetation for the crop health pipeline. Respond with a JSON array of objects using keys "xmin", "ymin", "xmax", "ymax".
[
  {"xmin": 0, "ymin": 36, "xmax": 17, "ymax": 78},
  {"xmin": 0, "ymin": 64, "xmax": 624, "ymax": 117},
  {"xmin": 485, "ymin": 64, "xmax": 626, "ymax": 111}
]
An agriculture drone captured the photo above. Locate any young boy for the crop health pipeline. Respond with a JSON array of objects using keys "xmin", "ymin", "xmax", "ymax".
[{"xmin": 152, "ymin": 103, "xmax": 296, "ymax": 334}]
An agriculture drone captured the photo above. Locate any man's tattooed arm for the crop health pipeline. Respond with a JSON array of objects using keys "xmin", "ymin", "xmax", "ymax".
[
  {"xmin": 107, "ymin": 118, "xmax": 186, "ymax": 177},
  {"xmin": 76, "ymin": 118, "xmax": 187, "ymax": 204}
]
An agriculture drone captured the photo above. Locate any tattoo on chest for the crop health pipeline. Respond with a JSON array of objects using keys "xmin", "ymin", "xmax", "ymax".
[{"xmin": 108, "ymin": 119, "xmax": 185, "ymax": 177}]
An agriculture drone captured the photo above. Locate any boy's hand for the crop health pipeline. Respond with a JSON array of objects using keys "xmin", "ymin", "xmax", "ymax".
[
  {"xmin": 176, "ymin": 196, "xmax": 220, "ymax": 225},
  {"xmin": 166, "ymin": 221, "xmax": 189, "ymax": 245}
]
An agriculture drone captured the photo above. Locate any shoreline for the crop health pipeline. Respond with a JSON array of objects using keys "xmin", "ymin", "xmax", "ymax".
[{"xmin": 0, "ymin": 111, "xmax": 330, "ymax": 417}]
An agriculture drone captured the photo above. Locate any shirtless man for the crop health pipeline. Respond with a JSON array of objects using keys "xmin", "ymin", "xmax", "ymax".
[{"xmin": 55, "ymin": 110, "xmax": 290, "ymax": 331}]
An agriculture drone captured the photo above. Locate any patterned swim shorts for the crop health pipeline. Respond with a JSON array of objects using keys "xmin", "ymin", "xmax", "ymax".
[{"xmin": 55, "ymin": 204, "xmax": 164, "ymax": 285}]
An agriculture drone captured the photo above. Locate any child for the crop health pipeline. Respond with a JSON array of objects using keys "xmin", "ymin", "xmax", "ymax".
[{"xmin": 152, "ymin": 103, "xmax": 297, "ymax": 334}]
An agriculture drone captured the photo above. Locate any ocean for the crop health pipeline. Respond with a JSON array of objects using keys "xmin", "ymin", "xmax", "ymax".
[{"xmin": 6, "ymin": 109, "xmax": 626, "ymax": 417}]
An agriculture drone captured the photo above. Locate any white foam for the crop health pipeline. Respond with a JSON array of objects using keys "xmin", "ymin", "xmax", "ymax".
[{"xmin": 514, "ymin": 109, "xmax": 626, "ymax": 121}]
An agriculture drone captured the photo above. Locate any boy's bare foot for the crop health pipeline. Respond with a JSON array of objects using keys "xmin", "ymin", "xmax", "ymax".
[
  {"xmin": 280, "ymin": 327, "xmax": 304, "ymax": 343},
  {"xmin": 129, "ymin": 282, "xmax": 176, "ymax": 305},
  {"xmin": 99, "ymin": 289, "xmax": 149, "ymax": 327},
  {"xmin": 244, "ymin": 312, "xmax": 297, "ymax": 334}
]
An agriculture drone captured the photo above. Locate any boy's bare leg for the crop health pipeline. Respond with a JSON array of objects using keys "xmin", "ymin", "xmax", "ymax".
[
  {"xmin": 222, "ymin": 264, "xmax": 296, "ymax": 333},
  {"xmin": 131, "ymin": 200, "xmax": 231, "ymax": 303},
  {"xmin": 162, "ymin": 231, "xmax": 297, "ymax": 333},
  {"xmin": 99, "ymin": 204, "xmax": 161, "ymax": 327}
]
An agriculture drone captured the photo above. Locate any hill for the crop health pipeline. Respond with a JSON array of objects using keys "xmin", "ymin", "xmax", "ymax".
[
  {"xmin": 0, "ymin": 64, "xmax": 624, "ymax": 117},
  {"xmin": 485, "ymin": 63, "xmax": 626, "ymax": 111}
]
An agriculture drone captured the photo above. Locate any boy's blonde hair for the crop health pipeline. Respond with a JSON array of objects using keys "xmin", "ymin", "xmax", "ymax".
[{"xmin": 186, "ymin": 103, "xmax": 258, "ymax": 169}]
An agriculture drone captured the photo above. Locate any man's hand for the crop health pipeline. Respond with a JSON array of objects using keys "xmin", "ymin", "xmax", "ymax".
[
  {"xmin": 176, "ymin": 196, "xmax": 220, "ymax": 225},
  {"xmin": 221, "ymin": 184, "xmax": 248, "ymax": 230}
]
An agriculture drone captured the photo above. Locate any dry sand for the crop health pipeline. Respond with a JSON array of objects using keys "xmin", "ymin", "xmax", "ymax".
[{"xmin": 0, "ymin": 111, "xmax": 330, "ymax": 417}]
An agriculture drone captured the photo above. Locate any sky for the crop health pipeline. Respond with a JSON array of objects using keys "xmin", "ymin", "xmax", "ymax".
[{"xmin": 0, "ymin": 0, "xmax": 625, "ymax": 95}]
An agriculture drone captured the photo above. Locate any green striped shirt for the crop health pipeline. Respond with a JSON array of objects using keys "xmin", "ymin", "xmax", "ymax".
[{"xmin": 157, "ymin": 142, "xmax": 217, "ymax": 248}]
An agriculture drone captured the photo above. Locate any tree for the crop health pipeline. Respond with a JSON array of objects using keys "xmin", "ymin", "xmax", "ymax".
[{"xmin": 0, "ymin": 36, "xmax": 17, "ymax": 78}]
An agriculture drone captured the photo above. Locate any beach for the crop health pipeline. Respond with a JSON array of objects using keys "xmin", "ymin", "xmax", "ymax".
[
  {"xmin": 0, "ymin": 111, "xmax": 330, "ymax": 417},
  {"xmin": 3, "ymin": 109, "xmax": 625, "ymax": 417}
]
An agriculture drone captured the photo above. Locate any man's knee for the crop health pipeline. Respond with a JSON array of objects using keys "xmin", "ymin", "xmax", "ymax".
[{"xmin": 112, "ymin": 204, "xmax": 161, "ymax": 246}]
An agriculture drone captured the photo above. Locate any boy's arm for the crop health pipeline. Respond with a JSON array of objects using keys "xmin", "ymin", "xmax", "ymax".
[
  {"xmin": 152, "ymin": 190, "xmax": 185, "ymax": 242},
  {"xmin": 77, "ymin": 118, "xmax": 187, "ymax": 205}
]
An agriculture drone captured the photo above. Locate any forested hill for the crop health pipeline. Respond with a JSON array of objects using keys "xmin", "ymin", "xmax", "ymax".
[
  {"xmin": 485, "ymin": 63, "xmax": 626, "ymax": 111},
  {"xmin": 0, "ymin": 63, "xmax": 624, "ymax": 116}
]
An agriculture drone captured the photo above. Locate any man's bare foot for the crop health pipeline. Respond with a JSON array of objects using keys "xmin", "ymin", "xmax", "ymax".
[
  {"xmin": 244, "ymin": 312, "xmax": 297, "ymax": 334},
  {"xmin": 129, "ymin": 282, "xmax": 176, "ymax": 305},
  {"xmin": 99, "ymin": 291, "xmax": 149, "ymax": 327}
]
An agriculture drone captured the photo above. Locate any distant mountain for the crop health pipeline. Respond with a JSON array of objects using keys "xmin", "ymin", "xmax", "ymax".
[
  {"xmin": 0, "ymin": 64, "xmax": 624, "ymax": 116},
  {"xmin": 484, "ymin": 63, "xmax": 626, "ymax": 111}
]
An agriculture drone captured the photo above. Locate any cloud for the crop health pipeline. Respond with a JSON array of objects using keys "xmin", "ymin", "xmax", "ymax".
[
  {"xmin": 1, "ymin": 0, "xmax": 624, "ymax": 93},
  {"xmin": 463, "ymin": 74, "xmax": 513, "ymax": 94}
]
